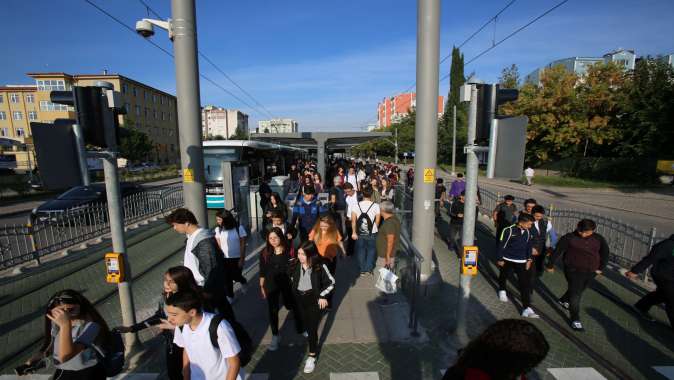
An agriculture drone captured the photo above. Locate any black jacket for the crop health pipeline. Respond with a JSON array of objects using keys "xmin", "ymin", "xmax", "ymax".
[
  {"xmin": 631, "ymin": 235, "xmax": 674, "ymax": 281},
  {"xmin": 259, "ymin": 247, "xmax": 295, "ymax": 293},
  {"xmin": 548, "ymin": 231, "xmax": 609, "ymax": 272},
  {"xmin": 192, "ymin": 233, "xmax": 228, "ymax": 296},
  {"xmin": 289, "ymin": 262, "xmax": 336, "ymax": 299}
]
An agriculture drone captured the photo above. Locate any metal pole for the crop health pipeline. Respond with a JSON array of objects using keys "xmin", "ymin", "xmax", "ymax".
[
  {"xmin": 72, "ymin": 124, "xmax": 90, "ymax": 186},
  {"xmin": 394, "ymin": 125, "xmax": 399, "ymax": 165},
  {"xmin": 451, "ymin": 105, "xmax": 456, "ymax": 176},
  {"xmin": 485, "ymin": 85, "xmax": 498, "ymax": 179},
  {"xmin": 412, "ymin": 0, "xmax": 441, "ymax": 280},
  {"xmin": 455, "ymin": 84, "xmax": 478, "ymax": 343},
  {"xmin": 171, "ymin": 0, "xmax": 208, "ymax": 227},
  {"xmin": 316, "ymin": 137, "xmax": 326, "ymax": 181}
]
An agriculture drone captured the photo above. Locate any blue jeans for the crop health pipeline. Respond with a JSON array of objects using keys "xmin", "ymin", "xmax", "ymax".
[{"xmin": 355, "ymin": 234, "xmax": 377, "ymax": 273}]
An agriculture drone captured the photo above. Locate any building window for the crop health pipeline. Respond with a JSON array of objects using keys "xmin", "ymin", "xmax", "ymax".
[
  {"xmin": 160, "ymin": 96, "xmax": 165, "ymax": 105},
  {"xmin": 39, "ymin": 100, "xmax": 68, "ymax": 111},
  {"xmin": 17, "ymin": 128, "xmax": 25, "ymax": 137},
  {"xmin": 0, "ymin": 94, "xmax": 3, "ymax": 103},
  {"xmin": 122, "ymin": 83, "xmax": 128, "ymax": 94},
  {"xmin": 12, "ymin": 111, "xmax": 23, "ymax": 120},
  {"xmin": 124, "ymin": 103, "xmax": 131, "ymax": 114},
  {"xmin": 168, "ymin": 112, "xmax": 172, "ymax": 121},
  {"xmin": 153, "ymin": 110, "xmax": 158, "ymax": 120},
  {"xmin": 28, "ymin": 111, "xmax": 38, "ymax": 121},
  {"xmin": 144, "ymin": 91, "xmax": 149, "ymax": 100},
  {"xmin": 0, "ymin": 128, "xmax": 8, "ymax": 137},
  {"xmin": 25, "ymin": 94, "xmax": 35, "ymax": 103},
  {"xmin": 132, "ymin": 87, "xmax": 138, "ymax": 97},
  {"xmin": 36, "ymin": 79, "xmax": 66, "ymax": 91},
  {"xmin": 135, "ymin": 105, "xmax": 141, "ymax": 116},
  {"xmin": 10, "ymin": 93, "xmax": 20, "ymax": 103},
  {"xmin": 161, "ymin": 111, "xmax": 166, "ymax": 121},
  {"xmin": 152, "ymin": 94, "xmax": 157, "ymax": 103},
  {"xmin": 0, "ymin": 111, "xmax": 5, "ymax": 120}
]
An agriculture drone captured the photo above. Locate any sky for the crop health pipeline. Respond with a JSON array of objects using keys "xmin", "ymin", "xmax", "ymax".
[{"xmin": 2, "ymin": 0, "xmax": 673, "ymax": 131}]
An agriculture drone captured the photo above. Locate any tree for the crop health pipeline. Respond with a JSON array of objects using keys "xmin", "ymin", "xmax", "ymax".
[
  {"xmin": 439, "ymin": 46, "xmax": 468, "ymax": 164},
  {"xmin": 499, "ymin": 64, "xmax": 520, "ymax": 89},
  {"xmin": 118, "ymin": 127, "xmax": 154, "ymax": 163},
  {"xmin": 231, "ymin": 126, "xmax": 249, "ymax": 140}
]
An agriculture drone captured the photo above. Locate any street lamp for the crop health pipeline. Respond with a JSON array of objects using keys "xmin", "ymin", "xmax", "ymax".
[{"xmin": 135, "ymin": 1, "xmax": 208, "ymax": 226}]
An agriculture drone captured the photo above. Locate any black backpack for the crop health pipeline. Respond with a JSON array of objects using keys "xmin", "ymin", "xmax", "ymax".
[
  {"xmin": 356, "ymin": 202, "xmax": 375, "ymax": 236},
  {"xmin": 90, "ymin": 329, "xmax": 125, "ymax": 377},
  {"xmin": 182, "ymin": 314, "xmax": 253, "ymax": 367}
]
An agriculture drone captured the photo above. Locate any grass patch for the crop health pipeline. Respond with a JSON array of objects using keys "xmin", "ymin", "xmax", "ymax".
[{"xmin": 529, "ymin": 175, "xmax": 647, "ymax": 188}]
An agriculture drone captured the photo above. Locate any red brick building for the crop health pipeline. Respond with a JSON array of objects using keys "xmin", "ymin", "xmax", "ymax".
[{"xmin": 377, "ymin": 93, "xmax": 444, "ymax": 128}]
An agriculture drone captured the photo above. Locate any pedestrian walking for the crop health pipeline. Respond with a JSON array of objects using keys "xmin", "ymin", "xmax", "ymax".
[
  {"xmin": 380, "ymin": 178, "xmax": 395, "ymax": 204},
  {"xmin": 497, "ymin": 213, "xmax": 539, "ymax": 318},
  {"xmin": 290, "ymin": 241, "xmax": 336, "ymax": 374},
  {"xmin": 524, "ymin": 166, "xmax": 535, "ymax": 186},
  {"xmin": 547, "ymin": 219, "xmax": 609, "ymax": 331},
  {"xmin": 343, "ymin": 182, "xmax": 359, "ymax": 256},
  {"xmin": 259, "ymin": 228, "xmax": 305, "ymax": 351},
  {"xmin": 522, "ymin": 198, "xmax": 537, "ymax": 216},
  {"xmin": 626, "ymin": 234, "xmax": 674, "ymax": 330},
  {"xmin": 29, "ymin": 290, "xmax": 110, "ymax": 379},
  {"xmin": 448, "ymin": 191, "xmax": 466, "ymax": 253},
  {"xmin": 376, "ymin": 201, "xmax": 401, "ymax": 269},
  {"xmin": 370, "ymin": 177, "xmax": 382, "ymax": 204},
  {"xmin": 309, "ymin": 215, "xmax": 344, "ymax": 277},
  {"xmin": 493, "ymin": 195, "xmax": 517, "ymax": 243},
  {"xmin": 214, "ymin": 210, "xmax": 249, "ymax": 304},
  {"xmin": 351, "ymin": 185, "xmax": 381, "ymax": 276},
  {"xmin": 313, "ymin": 173, "xmax": 324, "ymax": 194},
  {"xmin": 346, "ymin": 167, "xmax": 359, "ymax": 191},
  {"xmin": 291, "ymin": 185, "xmax": 327, "ymax": 241},
  {"xmin": 442, "ymin": 319, "xmax": 549, "ymax": 380},
  {"xmin": 167, "ymin": 291, "xmax": 245, "ymax": 380},
  {"xmin": 448, "ymin": 173, "xmax": 466, "ymax": 200},
  {"xmin": 264, "ymin": 192, "xmax": 288, "ymax": 225},
  {"xmin": 529, "ymin": 205, "xmax": 557, "ymax": 277},
  {"xmin": 435, "ymin": 178, "xmax": 448, "ymax": 218},
  {"xmin": 166, "ymin": 208, "xmax": 234, "ymax": 320},
  {"xmin": 328, "ymin": 176, "xmax": 347, "ymax": 236},
  {"xmin": 259, "ymin": 175, "xmax": 273, "ymax": 212}
]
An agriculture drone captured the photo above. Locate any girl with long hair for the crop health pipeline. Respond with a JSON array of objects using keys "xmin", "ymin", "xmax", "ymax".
[
  {"xmin": 290, "ymin": 241, "xmax": 335, "ymax": 374},
  {"xmin": 380, "ymin": 178, "xmax": 395, "ymax": 203},
  {"xmin": 369, "ymin": 177, "xmax": 382, "ymax": 203},
  {"xmin": 215, "ymin": 210, "xmax": 248, "ymax": 302},
  {"xmin": 313, "ymin": 173, "xmax": 323, "ymax": 193},
  {"xmin": 28, "ymin": 289, "xmax": 110, "ymax": 379},
  {"xmin": 308, "ymin": 215, "xmax": 343, "ymax": 281},
  {"xmin": 259, "ymin": 227, "xmax": 305, "ymax": 351},
  {"xmin": 264, "ymin": 192, "xmax": 287, "ymax": 222}
]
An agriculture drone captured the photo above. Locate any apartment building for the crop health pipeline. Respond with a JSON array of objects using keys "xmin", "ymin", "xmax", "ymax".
[
  {"xmin": 376, "ymin": 93, "xmax": 444, "ymax": 128},
  {"xmin": 202, "ymin": 105, "xmax": 249, "ymax": 138}
]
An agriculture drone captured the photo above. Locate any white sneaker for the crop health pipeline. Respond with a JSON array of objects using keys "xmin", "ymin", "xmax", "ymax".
[
  {"xmin": 303, "ymin": 356, "xmax": 316, "ymax": 373},
  {"xmin": 498, "ymin": 290, "xmax": 508, "ymax": 302},
  {"xmin": 268, "ymin": 335, "xmax": 280, "ymax": 351},
  {"xmin": 521, "ymin": 307, "xmax": 540, "ymax": 319},
  {"xmin": 571, "ymin": 321, "xmax": 584, "ymax": 331},
  {"xmin": 302, "ymin": 331, "xmax": 309, "ymax": 338}
]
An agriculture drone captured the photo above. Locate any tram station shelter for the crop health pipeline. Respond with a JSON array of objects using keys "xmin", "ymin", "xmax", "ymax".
[{"xmin": 250, "ymin": 131, "xmax": 392, "ymax": 178}]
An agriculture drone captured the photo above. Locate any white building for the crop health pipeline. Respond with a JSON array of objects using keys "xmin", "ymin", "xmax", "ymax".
[
  {"xmin": 256, "ymin": 118, "xmax": 298, "ymax": 134},
  {"xmin": 201, "ymin": 105, "xmax": 249, "ymax": 139}
]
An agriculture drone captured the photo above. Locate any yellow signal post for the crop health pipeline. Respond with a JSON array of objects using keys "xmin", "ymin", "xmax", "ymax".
[
  {"xmin": 461, "ymin": 246, "xmax": 479, "ymax": 275},
  {"xmin": 105, "ymin": 252, "xmax": 125, "ymax": 283}
]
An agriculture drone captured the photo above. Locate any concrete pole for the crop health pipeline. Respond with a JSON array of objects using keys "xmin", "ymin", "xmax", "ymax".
[
  {"xmin": 485, "ymin": 84, "xmax": 498, "ymax": 179},
  {"xmin": 451, "ymin": 105, "xmax": 457, "ymax": 176},
  {"xmin": 316, "ymin": 137, "xmax": 326, "ymax": 181},
  {"xmin": 455, "ymin": 84, "xmax": 479, "ymax": 343},
  {"xmin": 171, "ymin": 0, "xmax": 208, "ymax": 227},
  {"xmin": 412, "ymin": 0, "xmax": 441, "ymax": 280},
  {"xmin": 72, "ymin": 124, "xmax": 90, "ymax": 186},
  {"xmin": 394, "ymin": 125, "xmax": 399, "ymax": 165}
]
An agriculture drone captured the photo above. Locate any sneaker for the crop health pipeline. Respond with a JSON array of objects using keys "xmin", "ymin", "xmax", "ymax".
[
  {"xmin": 558, "ymin": 299, "xmax": 570, "ymax": 310},
  {"xmin": 303, "ymin": 356, "xmax": 316, "ymax": 374},
  {"xmin": 521, "ymin": 307, "xmax": 540, "ymax": 319},
  {"xmin": 268, "ymin": 335, "xmax": 280, "ymax": 351},
  {"xmin": 570, "ymin": 321, "xmax": 584, "ymax": 331},
  {"xmin": 633, "ymin": 305, "xmax": 656, "ymax": 322},
  {"xmin": 302, "ymin": 331, "xmax": 309, "ymax": 338},
  {"xmin": 498, "ymin": 290, "xmax": 508, "ymax": 303}
]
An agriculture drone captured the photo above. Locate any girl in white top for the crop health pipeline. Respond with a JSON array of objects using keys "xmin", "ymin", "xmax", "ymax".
[{"xmin": 215, "ymin": 210, "xmax": 248, "ymax": 303}]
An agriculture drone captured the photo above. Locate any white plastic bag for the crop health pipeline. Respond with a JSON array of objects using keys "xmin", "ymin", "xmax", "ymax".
[{"xmin": 375, "ymin": 267, "xmax": 399, "ymax": 294}]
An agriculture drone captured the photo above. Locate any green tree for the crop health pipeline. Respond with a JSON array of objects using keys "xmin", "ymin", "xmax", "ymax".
[
  {"xmin": 499, "ymin": 64, "xmax": 520, "ymax": 88},
  {"xmin": 231, "ymin": 126, "xmax": 249, "ymax": 140},
  {"xmin": 118, "ymin": 127, "xmax": 153, "ymax": 163},
  {"xmin": 439, "ymin": 46, "xmax": 467, "ymax": 164}
]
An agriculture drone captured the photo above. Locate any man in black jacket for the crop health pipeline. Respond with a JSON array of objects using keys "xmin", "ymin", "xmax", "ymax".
[
  {"xmin": 547, "ymin": 219, "xmax": 609, "ymax": 331},
  {"xmin": 626, "ymin": 234, "xmax": 674, "ymax": 330}
]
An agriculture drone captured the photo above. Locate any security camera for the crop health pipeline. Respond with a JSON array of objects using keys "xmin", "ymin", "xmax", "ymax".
[{"xmin": 135, "ymin": 19, "xmax": 155, "ymax": 38}]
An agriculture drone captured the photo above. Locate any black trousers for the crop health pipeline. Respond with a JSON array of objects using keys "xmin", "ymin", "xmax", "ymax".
[
  {"xmin": 53, "ymin": 363, "xmax": 106, "ymax": 380},
  {"xmin": 266, "ymin": 285, "xmax": 304, "ymax": 335},
  {"xmin": 498, "ymin": 261, "xmax": 532, "ymax": 309},
  {"xmin": 345, "ymin": 220, "xmax": 355, "ymax": 256},
  {"xmin": 448, "ymin": 223, "xmax": 462, "ymax": 253},
  {"xmin": 560, "ymin": 268, "xmax": 597, "ymax": 321},
  {"xmin": 166, "ymin": 341, "xmax": 184, "ymax": 380},
  {"xmin": 636, "ymin": 278, "xmax": 674, "ymax": 330},
  {"xmin": 223, "ymin": 257, "xmax": 247, "ymax": 298},
  {"xmin": 296, "ymin": 291, "xmax": 321, "ymax": 355}
]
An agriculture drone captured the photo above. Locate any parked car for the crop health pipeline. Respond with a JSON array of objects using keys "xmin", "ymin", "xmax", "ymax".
[{"xmin": 31, "ymin": 183, "xmax": 145, "ymax": 224}]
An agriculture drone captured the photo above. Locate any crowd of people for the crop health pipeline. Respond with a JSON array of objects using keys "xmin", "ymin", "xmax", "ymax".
[{"xmin": 20, "ymin": 157, "xmax": 673, "ymax": 380}]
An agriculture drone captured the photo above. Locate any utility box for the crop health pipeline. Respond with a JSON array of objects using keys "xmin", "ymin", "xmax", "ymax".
[{"xmin": 493, "ymin": 116, "xmax": 528, "ymax": 179}]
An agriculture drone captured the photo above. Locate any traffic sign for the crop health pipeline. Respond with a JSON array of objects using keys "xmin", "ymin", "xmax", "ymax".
[{"xmin": 423, "ymin": 168, "xmax": 435, "ymax": 183}]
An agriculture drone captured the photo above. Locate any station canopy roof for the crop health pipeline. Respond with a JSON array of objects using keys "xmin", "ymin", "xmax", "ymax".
[{"xmin": 250, "ymin": 131, "xmax": 391, "ymax": 151}]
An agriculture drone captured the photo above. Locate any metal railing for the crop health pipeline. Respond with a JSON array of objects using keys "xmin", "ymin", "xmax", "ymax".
[{"xmin": 0, "ymin": 184, "xmax": 183, "ymax": 270}]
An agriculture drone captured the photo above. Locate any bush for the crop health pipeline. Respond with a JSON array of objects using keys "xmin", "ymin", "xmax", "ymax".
[{"xmin": 564, "ymin": 157, "xmax": 657, "ymax": 183}]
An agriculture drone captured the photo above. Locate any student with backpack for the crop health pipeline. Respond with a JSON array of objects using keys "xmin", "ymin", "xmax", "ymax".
[
  {"xmin": 215, "ymin": 210, "xmax": 249, "ymax": 303},
  {"xmin": 259, "ymin": 227, "xmax": 306, "ymax": 351},
  {"xmin": 291, "ymin": 185, "xmax": 327, "ymax": 241},
  {"xmin": 166, "ymin": 291, "xmax": 245, "ymax": 380},
  {"xmin": 290, "ymin": 241, "xmax": 336, "ymax": 373},
  {"xmin": 24, "ymin": 289, "xmax": 116, "ymax": 379},
  {"xmin": 351, "ymin": 185, "xmax": 381, "ymax": 276}
]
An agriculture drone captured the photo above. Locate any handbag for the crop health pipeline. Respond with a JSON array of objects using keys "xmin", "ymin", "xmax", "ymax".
[{"xmin": 375, "ymin": 267, "xmax": 398, "ymax": 294}]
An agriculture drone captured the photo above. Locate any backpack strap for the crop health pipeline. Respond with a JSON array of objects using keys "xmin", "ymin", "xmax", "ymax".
[{"xmin": 209, "ymin": 314, "xmax": 225, "ymax": 350}]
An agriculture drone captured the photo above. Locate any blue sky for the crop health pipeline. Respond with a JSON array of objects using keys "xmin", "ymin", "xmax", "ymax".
[{"xmin": 3, "ymin": 0, "xmax": 673, "ymax": 131}]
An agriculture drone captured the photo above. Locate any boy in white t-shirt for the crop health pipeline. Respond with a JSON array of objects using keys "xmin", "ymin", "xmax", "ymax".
[
  {"xmin": 166, "ymin": 291, "xmax": 245, "ymax": 380},
  {"xmin": 351, "ymin": 185, "xmax": 381, "ymax": 275}
]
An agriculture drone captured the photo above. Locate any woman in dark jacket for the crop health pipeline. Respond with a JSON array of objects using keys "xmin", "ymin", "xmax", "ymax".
[
  {"xmin": 290, "ymin": 241, "xmax": 336, "ymax": 374},
  {"xmin": 259, "ymin": 227, "xmax": 305, "ymax": 351},
  {"xmin": 264, "ymin": 192, "xmax": 288, "ymax": 223}
]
